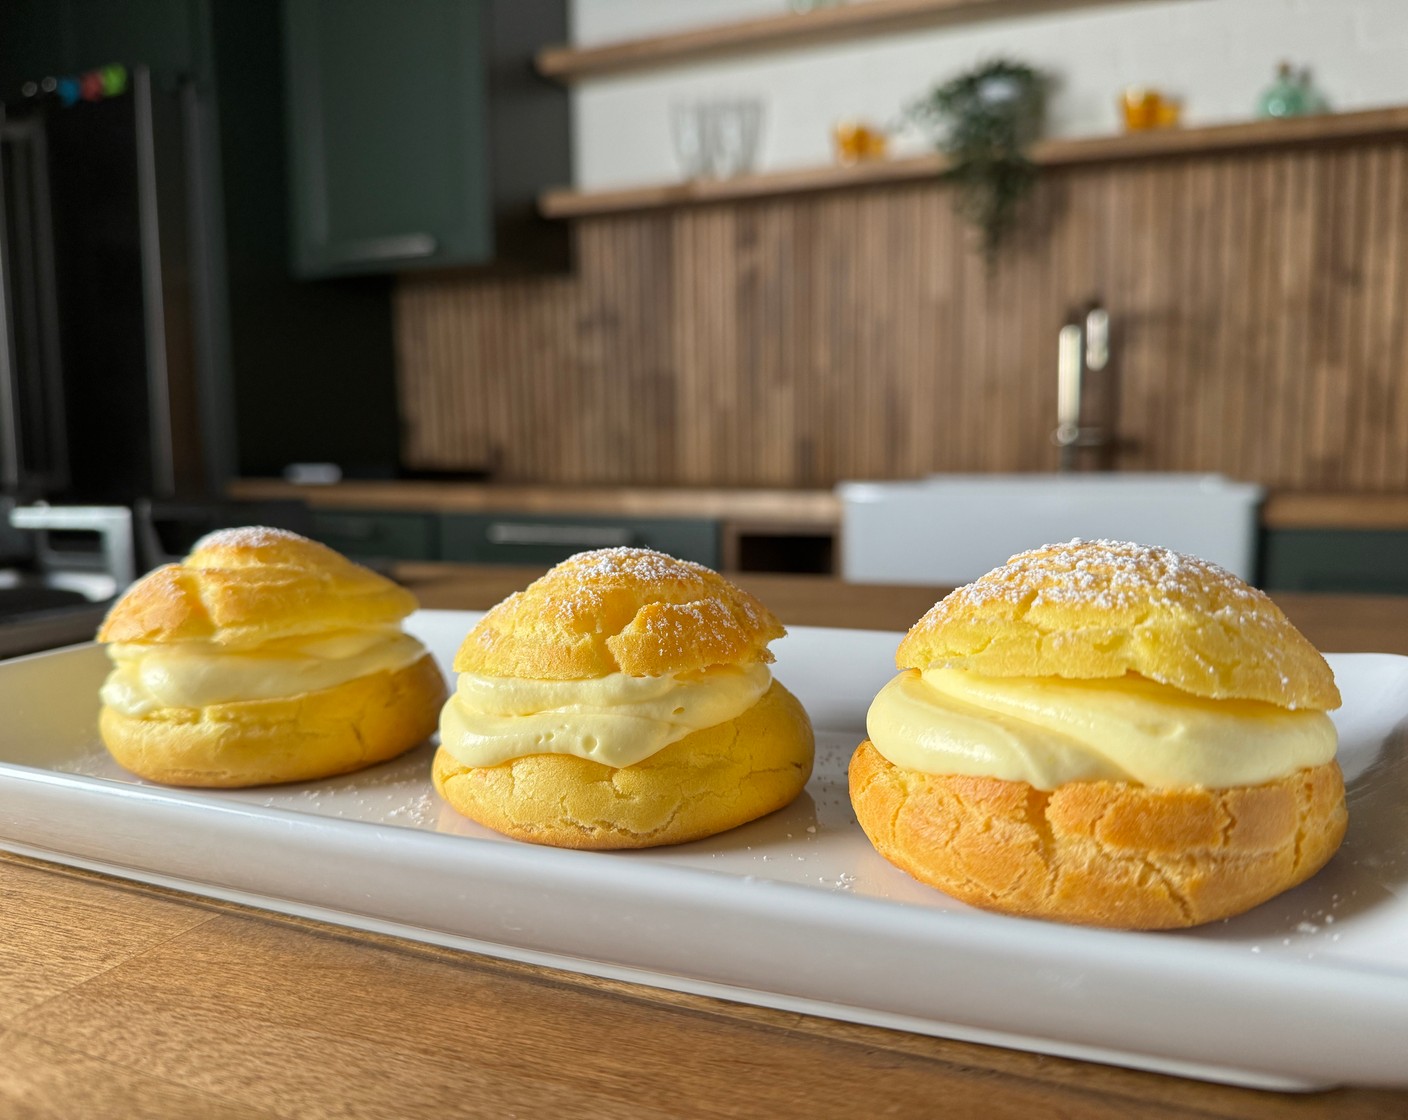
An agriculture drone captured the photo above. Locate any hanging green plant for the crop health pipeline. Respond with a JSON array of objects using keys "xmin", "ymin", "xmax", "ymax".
[{"xmin": 909, "ymin": 60, "xmax": 1049, "ymax": 257}]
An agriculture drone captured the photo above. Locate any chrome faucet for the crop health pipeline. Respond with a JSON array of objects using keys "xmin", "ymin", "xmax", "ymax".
[{"xmin": 1054, "ymin": 302, "xmax": 1112, "ymax": 472}]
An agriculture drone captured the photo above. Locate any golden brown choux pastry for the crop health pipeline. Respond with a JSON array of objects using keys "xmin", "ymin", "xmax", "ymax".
[
  {"xmin": 434, "ymin": 547, "xmax": 814, "ymax": 849},
  {"xmin": 850, "ymin": 539, "xmax": 1346, "ymax": 929},
  {"xmin": 97, "ymin": 527, "xmax": 446, "ymax": 787}
]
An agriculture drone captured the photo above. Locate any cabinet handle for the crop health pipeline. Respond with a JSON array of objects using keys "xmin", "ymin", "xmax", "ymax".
[
  {"xmin": 322, "ymin": 233, "xmax": 438, "ymax": 264},
  {"xmin": 486, "ymin": 522, "xmax": 634, "ymax": 548}
]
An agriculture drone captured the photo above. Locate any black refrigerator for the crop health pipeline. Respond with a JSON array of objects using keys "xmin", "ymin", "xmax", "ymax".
[{"xmin": 0, "ymin": 66, "xmax": 210, "ymax": 515}]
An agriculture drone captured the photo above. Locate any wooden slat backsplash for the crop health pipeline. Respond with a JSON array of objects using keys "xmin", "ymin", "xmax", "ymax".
[{"xmin": 394, "ymin": 139, "xmax": 1408, "ymax": 490}]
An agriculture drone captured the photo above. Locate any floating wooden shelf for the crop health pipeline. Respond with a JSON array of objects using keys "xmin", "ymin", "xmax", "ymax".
[
  {"xmin": 541, "ymin": 105, "xmax": 1408, "ymax": 219},
  {"xmin": 537, "ymin": 0, "xmax": 1171, "ymax": 82}
]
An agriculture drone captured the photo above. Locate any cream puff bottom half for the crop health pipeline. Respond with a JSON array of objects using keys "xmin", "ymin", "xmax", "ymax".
[
  {"xmin": 849, "ymin": 741, "xmax": 1347, "ymax": 930},
  {"xmin": 99, "ymin": 654, "xmax": 447, "ymax": 788},
  {"xmin": 433, "ymin": 681, "xmax": 815, "ymax": 850}
]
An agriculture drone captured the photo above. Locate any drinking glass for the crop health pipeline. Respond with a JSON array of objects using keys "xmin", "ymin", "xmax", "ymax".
[
  {"xmin": 711, "ymin": 100, "xmax": 763, "ymax": 178},
  {"xmin": 671, "ymin": 101, "xmax": 715, "ymax": 179}
]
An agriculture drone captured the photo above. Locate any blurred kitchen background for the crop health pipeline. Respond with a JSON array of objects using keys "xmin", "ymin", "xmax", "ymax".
[{"xmin": 2, "ymin": 0, "xmax": 1407, "ymax": 652}]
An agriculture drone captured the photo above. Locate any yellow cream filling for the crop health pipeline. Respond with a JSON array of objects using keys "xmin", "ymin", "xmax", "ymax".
[
  {"xmin": 438, "ymin": 662, "xmax": 772, "ymax": 769},
  {"xmin": 100, "ymin": 628, "xmax": 430, "ymax": 716},
  {"xmin": 866, "ymin": 667, "xmax": 1336, "ymax": 790}
]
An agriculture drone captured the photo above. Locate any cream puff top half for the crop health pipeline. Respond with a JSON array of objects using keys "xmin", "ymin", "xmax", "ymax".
[
  {"xmin": 98, "ymin": 527, "xmax": 430, "ymax": 714},
  {"xmin": 439, "ymin": 548, "xmax": 785, "ymax": 768},
  {"xmin": 866, "ymin": 539, "xmax": 1341, "ymax": 791}
]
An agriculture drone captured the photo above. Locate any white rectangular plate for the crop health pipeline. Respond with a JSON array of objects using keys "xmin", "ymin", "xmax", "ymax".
[{"xmin": 1, "ymin": 611, "xmax": 1404, "ymax": 1091}]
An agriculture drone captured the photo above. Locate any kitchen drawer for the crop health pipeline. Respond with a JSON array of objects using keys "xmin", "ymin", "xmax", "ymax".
[
  {"xmin": 440, "ymin": 514, "xmax": 719, "ymax": 569},
  {"xmin": 1261, "ymin": 529, "xmax": 1408, "ymax": 594},
  {"xmin": 310, "ymin": 510, "xmax": 438, "ymax": 562}
]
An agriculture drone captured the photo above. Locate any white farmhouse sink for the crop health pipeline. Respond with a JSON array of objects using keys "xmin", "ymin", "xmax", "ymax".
[{"xmin": 838, "ymin": 474, "xmax": 1264, "ymax": 586}]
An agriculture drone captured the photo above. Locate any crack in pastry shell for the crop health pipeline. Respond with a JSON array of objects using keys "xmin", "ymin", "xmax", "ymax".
[
  {"xmin": 98, "ymin": 526, "xmax": 420, "ymax": 650},
  {"xmin": 897, "ymin": 539, "xmax": 1340, "ymax": 710},
  {"xmin": 452, "ymin": 547, "xmax": 784, "ymax": 680},
  {"xmin": 850, "ymin": 741, "xmax": 1347, "ymax": 929}
]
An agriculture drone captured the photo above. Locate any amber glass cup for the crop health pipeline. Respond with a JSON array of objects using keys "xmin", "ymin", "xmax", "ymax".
[{"xmin": 832, "ymin": 120, "xmax": 888, "ymax": 165}]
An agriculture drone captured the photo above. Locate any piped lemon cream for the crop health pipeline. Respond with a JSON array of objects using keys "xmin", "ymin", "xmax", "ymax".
[
  {"xmin": 439, "ymin": 662, "xmax": 772, "ymax": 769},
  {"xmin": 100, "ymin": 628, "xmax": 430, "ymax": 716},
  {"xmin": 866, "ymin": 667, "xmax": 1336, "ymax": 790}
]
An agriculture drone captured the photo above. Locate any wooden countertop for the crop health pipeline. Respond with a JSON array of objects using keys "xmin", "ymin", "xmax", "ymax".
[
  {"xmin": 1260, "ymin": 492, "xmax": 1408, "ymax": 531},
  {"xmin": 231, "ymin": 479, "xmax": 1408, "ymax": 533},
  {"xmin": 229, "ymin": 479, "xmax": 841, "ymax": 528},
  {"xmin": 7, "ymin": 570, "xmax": 1408, "ymax": 1117}
]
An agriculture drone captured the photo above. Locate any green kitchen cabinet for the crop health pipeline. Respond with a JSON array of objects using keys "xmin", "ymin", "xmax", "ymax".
[
  {"xmin": 283, "ymin": 0, "xmax": 568, "ymax": 278},
  {"xmin": 1261, "ymin": 529, "xmax": 1408, "ymax": 594},
  {"xmin": 440, "ymin": 514, "xmax": 721, "ymax": 570},
  {"xmin": 310, "ymin": 509, "xmax": 439, "ymax": 562}
]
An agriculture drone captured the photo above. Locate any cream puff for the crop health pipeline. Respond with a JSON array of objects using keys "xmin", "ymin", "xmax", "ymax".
[
  {"xmin": 97, "ymin": 527, "xmax": 447, "ymax": 787},
  {"xmin": 433, "ymin": 547, "xmax": 814, "ymax": 849},
  {"xmin": 849, "ymin": 539, "xmax": 1346, "ymax": 929}
]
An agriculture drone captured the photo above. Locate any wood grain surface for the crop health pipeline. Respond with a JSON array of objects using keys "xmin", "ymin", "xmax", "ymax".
[
  {"xmin": 397, "ymin": 132, "xmax": 1408, "ymax": 493},
  {"xmin": 231, "ymin": 478, "xmax": 1408, "ymax": 534},
  {"xmin": 535, "ymin": 0, "xmax": 1167, "ymax": 81},
  {"xmin": 227, "ymin": 478, "xmax": 841, "ymax": 527},
  {"xmin": 228, "ymin": 476, "xmax": 1408, "ymax": 538},
  {"xmin": 4, "ymin": 571, "xmax": 1408, "ymax": 1118},
  {"xmin": 540, "ymin": 107, "xmax": 1408, "ymax": 217},
  {"xmin": 1261, "ymin": 491, "xmax": 1408, "ymax": 530},
  {"xmin": 7, "ymin": 852, "xmax": 1403, "ymax": 1120}
]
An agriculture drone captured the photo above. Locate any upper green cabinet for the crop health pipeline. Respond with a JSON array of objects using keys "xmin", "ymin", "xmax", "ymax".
[{"xmin": 283, "ymin": 0, "xmax": 568, "ymax": 278}]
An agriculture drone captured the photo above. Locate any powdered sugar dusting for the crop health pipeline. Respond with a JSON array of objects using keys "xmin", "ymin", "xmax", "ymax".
[
  {"xmin": 562, "ymin": 546, "xmax": 715, "ymax": 585},
  {"xmin": 193, "ymin": 525, "xmax": 306, "ymax": 552},
  {"xmin": 522, "ymin": 549, "xmax": 722, "ymax": 632},
  {"xmin": 967, "ymin": 538, "xmax": 1264, "ymax": 614},
  {"xmin": 464, "ymin": 547, "xmax": 783, "ymax": 676},
  {"xmin": 900, "ymin": 536, "xmax": 1341, "ymax": 708}
]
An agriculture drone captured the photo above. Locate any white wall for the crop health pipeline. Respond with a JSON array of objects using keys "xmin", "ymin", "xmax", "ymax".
[{"xmin": 569, "ymin": 0, "xmax": 1408, "ymax": 189}]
